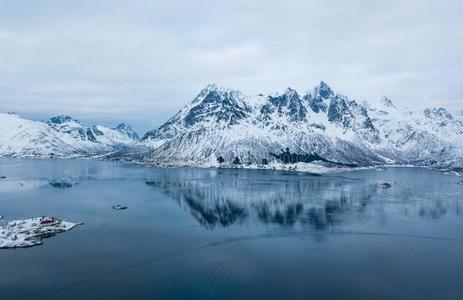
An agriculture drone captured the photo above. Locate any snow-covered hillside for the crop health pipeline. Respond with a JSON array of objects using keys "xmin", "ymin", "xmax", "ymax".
[
  {"xmin": 1, "ymin": 82, "xmax": 461, "ymax": 173},
  {"xmin": 0, "ymin": 113, "xmax": 138, "ymax": 158},
  {"xmin": 136, "ymin": 82, "xmax": 463, "ymax": 172}
]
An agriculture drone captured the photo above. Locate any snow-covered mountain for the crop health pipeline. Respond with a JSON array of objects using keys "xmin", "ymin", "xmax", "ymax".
[
  {"xmin": 1, "ymin": 82, "xmax": 461, "ymax": 173},
  {"xmin": 0, "ymin": 113, "xmax": 139, "ymax": 158},
  {"xmin": 136, "ymin": 82, "xmax": 463, "ymax": 172}
]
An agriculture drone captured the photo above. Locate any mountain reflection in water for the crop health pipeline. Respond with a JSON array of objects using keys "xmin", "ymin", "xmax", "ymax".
[
  {"xmin": 145, "ymin": 168, "xmax": 456, "ymax": 229},
  {"xmin": 2, "ymin": 159, "xmax": 463, "ymax": 300}
]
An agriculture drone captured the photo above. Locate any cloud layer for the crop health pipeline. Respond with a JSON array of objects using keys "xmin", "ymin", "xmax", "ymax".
[{"xmin": 1, "ymin": 0, "xmax": 462, "ymax": 133}]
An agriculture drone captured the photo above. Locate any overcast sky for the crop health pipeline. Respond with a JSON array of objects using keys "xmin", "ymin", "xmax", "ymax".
[{"xmin": 0, "ymin": 0, "xmax": 462, "ymax": 134}]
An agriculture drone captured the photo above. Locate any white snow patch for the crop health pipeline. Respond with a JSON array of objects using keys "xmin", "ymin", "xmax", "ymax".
[{"xmin": 0, "ymin": 217, "xmax": 80, "ymax": 249}]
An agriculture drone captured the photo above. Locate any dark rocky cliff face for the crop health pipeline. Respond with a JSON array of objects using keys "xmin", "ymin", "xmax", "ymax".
[
  {"xmin": 327, "ymin": 96, "xmax": 354, "ymax": 128},
  {"xmin": 262, "ymin": 88, "xmax": 307, "ymax": 122},
  {"xmin": 184, "ymin": 90, "xmax": 251, "ymax": 127},
  {"xmin": 304, "ymin": 81, "xmax": 333, "ymax": 113}
]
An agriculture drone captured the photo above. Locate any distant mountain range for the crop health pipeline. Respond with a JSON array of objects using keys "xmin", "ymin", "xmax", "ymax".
[
  {"xmin": 0, "ymin": 113, "xmax": 138, "ymax": 157},
  {"xmin": 1, "ymin": 82, "xmax": 462, "ymax": 173}
]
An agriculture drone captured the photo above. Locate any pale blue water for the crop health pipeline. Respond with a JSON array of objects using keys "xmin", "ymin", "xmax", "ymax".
[{"xmin": 0, "ymin": 159, "xmax": 463, "ymax": 300}]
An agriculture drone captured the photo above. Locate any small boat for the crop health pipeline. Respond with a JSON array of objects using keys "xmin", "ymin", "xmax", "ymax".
[
  {"xmin": 112, "ymin": 204, "xmax": 127, "ymax": 210},
  {"xmin": 378, "ymin": 182, "xmax": 392, "ymax": 189}
]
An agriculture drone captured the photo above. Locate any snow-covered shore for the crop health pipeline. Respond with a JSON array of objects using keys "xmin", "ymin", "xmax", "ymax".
[
  {"xmin": 0, "ymin": 217, "xmax": 80, "ymax": 249},
  {"xmin": 134, "ymin": 158, "xmax": 462, "ymax": 176}
]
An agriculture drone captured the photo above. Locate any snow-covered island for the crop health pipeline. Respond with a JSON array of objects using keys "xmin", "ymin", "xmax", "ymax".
[{"xmin": 0, "ymin": 217, "xmax": 80, "ymax": 249}]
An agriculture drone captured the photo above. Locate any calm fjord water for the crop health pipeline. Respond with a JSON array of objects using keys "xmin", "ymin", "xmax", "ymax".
[{"xmin": 1, "ymin": 159, "xmax": 463, "ymax": 300}]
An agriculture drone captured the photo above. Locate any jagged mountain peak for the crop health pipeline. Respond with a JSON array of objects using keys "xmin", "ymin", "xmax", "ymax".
[
  {"xmin": 48, "ymin": 115, "xmax": 79, "ymax": 124},
  {"xmin": 194, "ymin": 83, "xmax": 243, "ymax": 102},
  {"xmin": 176, "ymin": 85, "xmax": 251, "ymax": 128},
  {"xmin": 204, "ymin": 82, "xmax": 218, "ymax": 90},
  {"xmin": 141, "ymin": 85, "xmax": 252, "ymax": 142},
  {"xmin": 303, "ymin": 81, "xmax": 336, "ymax": 114},
  {"xmin": 114, "ymin": 123, "xmax": 139, "ymax": 140},
  {"xmin": 186, "ymin": 84, "xmax": 249, "ymax": 117},
  {"xmin": 314, "ymin": 81, "xmax": 334, "ymax": 99},
  {"xmin": 380, "ymin": 97, "xmax": 396, "ymax": 108},
  {"xmin": 284, "ymin": 87, "xmax": 297, "ymax": 95},
  {"xmin": 116, "ymin": 123, "xmax": 130, "ymax": 130},
  {"xmin": 271, "ymin": 87, "xmax": 301, "ymax": 100},
  {"xmin": 424, "ymin": 107, "xmax": 454, "ymax": 120},
  {"xmin": 263, "ymin": 88, "xmax": 307, "ymax": 122}
]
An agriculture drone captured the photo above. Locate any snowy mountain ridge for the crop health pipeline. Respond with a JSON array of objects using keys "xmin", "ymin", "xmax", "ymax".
[
  {"xmin": 1, "ymin": 82, "xmax": 462, "ymax": 173},
  {"xmin": 0, "ymin": 113, "xmax": 139, "ymax": 158},
  {"xmin": 135, "ymin": 82, "xmax": 463, "ymax": 172}
]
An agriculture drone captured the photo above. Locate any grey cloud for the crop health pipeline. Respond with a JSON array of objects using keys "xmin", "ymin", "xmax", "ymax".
[{"xmin": 0, "ymin": 0, "xmax": 462, "ymax": 134}]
